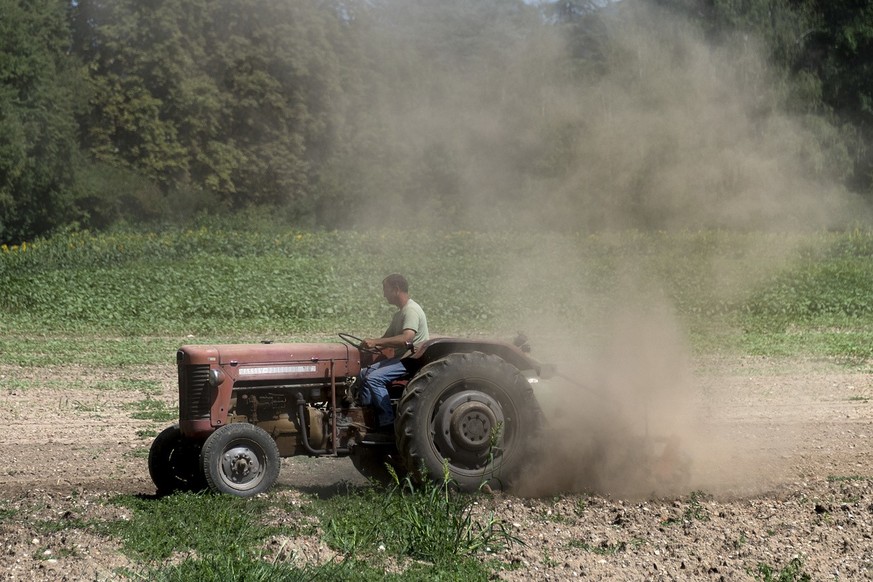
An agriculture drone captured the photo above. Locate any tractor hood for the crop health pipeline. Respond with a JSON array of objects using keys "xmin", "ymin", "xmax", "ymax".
[{"xmin": 177, "ymin": 342, "xmax": 355, "ymax": 366}]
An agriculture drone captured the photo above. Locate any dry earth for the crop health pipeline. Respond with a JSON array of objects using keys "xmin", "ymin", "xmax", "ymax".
[{"xmin": 1, "ymin": 355, "xmax": 872, "ymax": 580}]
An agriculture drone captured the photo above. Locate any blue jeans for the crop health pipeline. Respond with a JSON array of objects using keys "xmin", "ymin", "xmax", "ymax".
[{"xmin": 358, "ymin": 358, "xmax": 408, "ymax": 427}]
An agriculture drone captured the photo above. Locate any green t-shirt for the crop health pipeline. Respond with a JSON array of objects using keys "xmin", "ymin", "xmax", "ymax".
[{"xmin": 384, "ymin": 298, "xmax": 429, "ymax": 357}]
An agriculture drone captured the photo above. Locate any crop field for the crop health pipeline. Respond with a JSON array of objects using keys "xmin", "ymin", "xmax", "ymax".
[{"xmin": 2, "ymin": 227, "xmax": 873, "ymax": 579}]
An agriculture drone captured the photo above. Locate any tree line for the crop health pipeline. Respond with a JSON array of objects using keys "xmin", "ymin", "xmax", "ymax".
[{"xmin": 2, "ymin": 0, "xmax": 872, "ymax": 243}]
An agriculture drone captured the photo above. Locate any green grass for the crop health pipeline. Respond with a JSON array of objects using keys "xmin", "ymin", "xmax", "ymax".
[
  {"xmin": 755, "ymin": 557, "xmax": 812, "ymax": 582},
  {"xmin": 565, "ymin": 539, "xmax": 629, "ymax": 555},
  {"xmin": 123, "ymin": 397, "xmax": 177, "ymax": 422},
  {"xmin": 309, "ymin": 467, "xmax": 515, "ymax": 570},
  {"xmin": 102, "ymin": 475, "xmax": 512, "ymax": 580},
  {"xmin": 0, "ymin": 335, "xmax": 183, "ymax": 366},
  {"xmin": 661, "ymin": 490, "xmax": 711, "ymax": 526},
  {"xmin": 109, "ymin": 492, "xmax": 276, "ymax": 562},
  {"xmin": 4, "ymin": 227, "xmax": 873, "ymax": 363},
  {"xmin": 825, "ymin": 475, "xmax": 868, "ymax": 483}
]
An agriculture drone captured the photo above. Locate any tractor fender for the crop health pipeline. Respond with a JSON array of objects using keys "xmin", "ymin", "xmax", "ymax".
[{"xmin": 404, "ymin": 337, "xmax": 553, "ymax": 379}]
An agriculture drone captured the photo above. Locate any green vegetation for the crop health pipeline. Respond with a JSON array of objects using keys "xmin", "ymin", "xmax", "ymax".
[
  {"xmin": 826, "ymin": 475, "xmax": 868, "ymax": 483},
  {"xmin": 755, "ymin": 556, "xmax": 812, "ymax": 582},
  {"xmin": 123, "ymin": 397, "xmax": 177, "ymax": 423},
  {"xmin": 105, "ymin": 473, "xmax": 509, "ymax": 580},
  {"xmin": 566, "ymin": 539, "xmax": 628, "ymax": 555},
  {"xmin": 6, "ymin": 228, "xmax": 873, "ymax": 364},
  {"xmin": 314, "ymin": 466, "xmax": 516, "ymax": 564},
  {"xmin": 110, "ymin": 493, "xmax": 276, "ymax": 562},
  {"xmin": 662, "ymin": 490, "xmax": 711, "ymax": 526}
]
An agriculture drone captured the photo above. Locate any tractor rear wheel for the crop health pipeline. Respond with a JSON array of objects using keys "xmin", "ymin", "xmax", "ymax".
[
  {"xmin": 200, "ymin": 423, "xmax": 281, "ymax": 497},
  {"xmin": 148, "ymin": 424, "xmax": 207, "ymax": 494},
  {"xmin": 396, "ymin": 352, "xmax": 541, "ymax": 492}
]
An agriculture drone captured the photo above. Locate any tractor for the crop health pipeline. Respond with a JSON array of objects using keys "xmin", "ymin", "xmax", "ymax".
[{"xmin": 148, "ymin": 333, "xmax": 550, "ymax": 497}]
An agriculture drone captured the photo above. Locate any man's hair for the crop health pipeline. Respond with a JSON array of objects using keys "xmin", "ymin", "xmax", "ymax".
[{"xmin": 383, "ymin": 273, "xmax": 408, "ymax": 293}]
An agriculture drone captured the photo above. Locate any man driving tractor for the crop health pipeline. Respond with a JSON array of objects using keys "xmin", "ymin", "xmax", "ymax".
[{"xmin": 358, "ymin": 274, "xmax": 429, "ymax": 435}]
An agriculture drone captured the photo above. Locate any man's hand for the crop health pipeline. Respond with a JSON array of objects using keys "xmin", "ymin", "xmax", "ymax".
[{"xmin": 362, "ymin": 330, "xmax": 415, "ymax": 351}]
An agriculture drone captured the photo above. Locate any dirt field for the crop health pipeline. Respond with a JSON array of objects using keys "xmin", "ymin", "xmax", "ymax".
[{"xmin": 1, "ymin": 355, "xmax": 872, "ymax": 580}]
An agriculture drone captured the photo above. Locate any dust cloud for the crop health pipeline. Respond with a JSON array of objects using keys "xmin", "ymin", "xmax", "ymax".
[
  {"xmin": 350, "ymin": 1, "xmax": 861, "ymax": 496},
  {"xmin": 516, "ymin": 296, "xmax": 795, "ymax": 499},
  {"xmin": 354, "ymin": 0, "xmax": 864, "ymax": 232}
]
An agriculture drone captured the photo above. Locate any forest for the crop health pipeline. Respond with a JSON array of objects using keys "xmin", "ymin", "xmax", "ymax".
[{"xmin": 2, "ymin": 0, "xmax": 873, "ymax": 244}]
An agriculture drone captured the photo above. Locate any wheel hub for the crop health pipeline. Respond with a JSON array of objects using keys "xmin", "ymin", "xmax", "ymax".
[
  {"xmin": 433, "ymin": 389, "xmax": 506, "ymax": 469},
  {"xmin": 450, "ymin": 401, "xmax": 497, "ymax": 450},
  {"xmin": 222, "ymin": 447, "xmax": 261, "ymax": 484}
]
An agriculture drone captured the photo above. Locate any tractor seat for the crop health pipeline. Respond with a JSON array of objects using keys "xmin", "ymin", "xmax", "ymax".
[{"xmin": 387, "ymin": 379, "xmax": 408, "ymax": 399}]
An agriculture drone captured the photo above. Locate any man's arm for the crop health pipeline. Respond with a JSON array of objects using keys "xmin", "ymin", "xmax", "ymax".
[{"xmin": 362, "ymin": 328, "xmax": 415, "ymax": 350}]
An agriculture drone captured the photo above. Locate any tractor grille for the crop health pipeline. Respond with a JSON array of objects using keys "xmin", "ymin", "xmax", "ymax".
[{"xmin": 179, "ymin": 364, "xmax": 212, "ymax": 421}]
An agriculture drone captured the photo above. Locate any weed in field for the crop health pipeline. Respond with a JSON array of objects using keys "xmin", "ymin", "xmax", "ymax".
[
  {"xmin": 34, "ymin": 515, "xmax": 92, "ymax": 534},
  {"xmin": 34, "ymin": 546, "xmax": 77, "ymax": 561},
  {"xmin": 135, "ymin": 428, "xmax": 159, "ymax": 439},
  {"xmin": 312, "ymin": 464, "xmax": 518, "ymax": 571},
  {"xmin": 124, "ymin": 447, "xmax": 150, "ymax": 459},
  {"xmin": 537, "ymin": 499, "xmax": 571, "ymax": 524},
  {"xmin": 572, "ymin": 497, "xmax": 589, "ymax": 516},
  {"xmin": 662, "ymin": 490, "xmax": 711, "ymax": 526},
  {"xmin": 0, "ymin": 378, "xmax": 37, "ymax": 392},
  {"xmin": 70, "ymin": 398, "xmax": 106, "ymax": 414},
  {"xmin": 755, "ymin": 556, "xmax": 812, "ymax": 582},
  {"xmin": 124, "ymin": 397, "xmax": 176, "ymax": 422},
  {"xmin": 566, "ymin": 538, "xmax": 627, "ymax": 555},
  {"xmin": 383, "ymin": 464, "xmax": 519, "ymax": 562},
  {"xmin": 826, "ymin": 475, "xmax": 867, "ymax": 483}
]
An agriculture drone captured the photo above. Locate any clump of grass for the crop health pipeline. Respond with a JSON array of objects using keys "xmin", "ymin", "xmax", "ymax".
[
  {"xmin": 566, "ymin": 539, "xmax": 627, "ymax": 555},
  {"xmin": 108, "ymin": 482, "xmax": 510, "ymax": 580},
  {"xmin": 109, "ymin": 492, "xmax": 273, "ymax": 562},
  {"xmin": 130, "ymin": 554, "xmax": 386, "ymax": 582},
  {"xmin": 312, "ymin": 463, "xmax": 519, "ymax": 570},
  {"xmin": 826, "ymin": 475, "xmax": 867, "ymax": 483},
  {"xmin": 755, "ymin": 556, "xmax": 812, "ymax": 582},
  {"xmin": 124, "ymin": 397, "xmax": 177, "ymax": 422},
  {"xmin": 383, "ymin": 463, "xmax": 519, "ymax": 562},
  {"xmin": 662, "ymin": 490, "xmax": 711, "ymax": 526}
]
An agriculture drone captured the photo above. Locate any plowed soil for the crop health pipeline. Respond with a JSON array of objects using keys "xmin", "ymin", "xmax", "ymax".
[{"xmin": 1, "ymin": 356, "xmax": 871, "ymax": 580}]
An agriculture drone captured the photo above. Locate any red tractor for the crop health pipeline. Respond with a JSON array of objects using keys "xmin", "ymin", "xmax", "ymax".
[{"xmin": 149, "ymin": 334, "xmax": 550, "ymax": 497}]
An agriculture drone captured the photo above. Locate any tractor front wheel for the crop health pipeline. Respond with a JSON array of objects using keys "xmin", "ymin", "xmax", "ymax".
[
  {"xmin": 200, "ymin": 423, "xmax": 281, "ymax": 497},
  {"xmin": 396, "ymin": 352, "xmax": 541, "ymax": 492},
  {"xmin": 148, "ymin": 424, "xmax": 207, "ymax": 495}
]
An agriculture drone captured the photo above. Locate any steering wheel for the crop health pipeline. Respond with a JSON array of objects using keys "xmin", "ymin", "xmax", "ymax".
[{"xmin": 338, "ymin": 332, "xmax": 382, "ymax": 355}]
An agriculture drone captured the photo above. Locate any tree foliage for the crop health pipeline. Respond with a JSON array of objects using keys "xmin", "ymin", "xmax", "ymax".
[
  {"xmin": 3, "ymin": 0, "xmax": 873, "ymax": 242},
  {"xmin": 71, "ymin": 0, "xmax": 354, "ymax": 216},
  {"xmin": 0, "ymin": 0, "xmax": 84, "ymax": 243},
  {"xmin": 802, "ymin": 1, "xmax": 873, "ymax": 190}
]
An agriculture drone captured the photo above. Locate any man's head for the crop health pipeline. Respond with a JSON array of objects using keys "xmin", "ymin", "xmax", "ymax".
[{"xmin": 382, "ymin": 273, "xmax": 409, "ymax": 307}]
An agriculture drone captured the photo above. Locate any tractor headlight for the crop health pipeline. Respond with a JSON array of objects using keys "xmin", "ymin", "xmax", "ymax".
[{"xmin": 208, "ymin": 368, "xmax": 226, "ymax": 388}]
